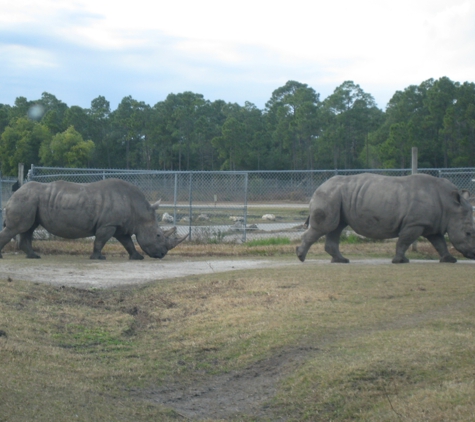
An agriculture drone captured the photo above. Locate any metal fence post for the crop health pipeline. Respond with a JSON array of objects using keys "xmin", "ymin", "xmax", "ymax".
[
  {"xmin": 411, "ymin": 147, "xmax": 418, "ymax": 175},
  {"xmin": 18, "ymin": 163, "xmax": 24, "ymax": 186},
  {"xmin": 411, "ymin": 147, "xmax": 418, "ymax": 251},
  {"xmin": 173, "ymin": 172, "xmax": 178, "ymax": 224},
  {"xmin": 188, "ymin": 172, "xmax": 193, "ymax": 241},
  {"xmin": 242, "ymin": 173, "xmax": 248, "ymax": 243}
]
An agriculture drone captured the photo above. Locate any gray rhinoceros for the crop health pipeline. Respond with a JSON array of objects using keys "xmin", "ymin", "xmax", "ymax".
[
  {"xmin": 296, "ymin": 173, "xmax": 475, "ymax": 264},
  {"xmin": 0, "ymin": 179, "xmax": 187, "ymax": 260}
]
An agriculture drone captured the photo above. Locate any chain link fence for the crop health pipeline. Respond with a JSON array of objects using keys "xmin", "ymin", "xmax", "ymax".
[{"xmin": 1, "ymin": 166, "xmax": 474, "ymax": 243}]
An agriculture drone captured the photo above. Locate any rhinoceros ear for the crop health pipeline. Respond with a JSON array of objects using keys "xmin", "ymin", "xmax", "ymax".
[
  {"xmin": 451, "ymin": 190, "xmax": 465, "ymax": 205},
  {"xmin": 151, "ymin": 199, "xmax": 161, "ymax": 210}
]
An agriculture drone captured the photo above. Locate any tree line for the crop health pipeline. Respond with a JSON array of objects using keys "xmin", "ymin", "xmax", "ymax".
[{"xmin": 1, "ymin": 77, "xmax": 474, "ymax": 177}]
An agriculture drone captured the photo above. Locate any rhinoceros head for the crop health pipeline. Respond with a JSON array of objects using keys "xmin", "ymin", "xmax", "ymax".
[
  {"xmin": 134, "ymin": 200, "xmax": 188, "ymax": 258},
  {"xmin": 447, "ymin": 190, "xmax": 475, "ymax": 260},
  {"xmin": 136, "ymin": 224, "xmax": 188, "ymax": 258}
]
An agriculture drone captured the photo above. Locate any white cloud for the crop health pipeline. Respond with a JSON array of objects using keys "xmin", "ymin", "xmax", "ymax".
[{"xmin": 1, "ymin": 0, "xmax": 475, "ymax": 109}]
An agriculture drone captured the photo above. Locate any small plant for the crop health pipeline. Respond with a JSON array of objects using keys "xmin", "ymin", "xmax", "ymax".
[{"xmin": 192, "ymin": 227, "xmax": 227, "ymax": 244}]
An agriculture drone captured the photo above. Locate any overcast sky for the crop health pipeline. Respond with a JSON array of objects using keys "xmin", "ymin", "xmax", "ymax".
[{"xmin": 1, "ymin": 0, "xmax": 474, "ymax": 111}]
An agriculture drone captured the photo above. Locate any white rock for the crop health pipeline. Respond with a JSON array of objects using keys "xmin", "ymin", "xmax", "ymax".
[
  {"xmin": 262, "ymin": 214, "xmax": 276, "ymax": 221},
  {"xmin": 162, "ymin": 212, "xmax": 174, "ymax": 223}
]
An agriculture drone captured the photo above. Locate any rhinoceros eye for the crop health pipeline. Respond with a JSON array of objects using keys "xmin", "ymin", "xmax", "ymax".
[
  {"xmin": 157, "ymin": 233, "xmax": 161, "ymax": 238},
  {"xmin": 466, "ymin": 232, "xmax": 472, "ymax": 236}
]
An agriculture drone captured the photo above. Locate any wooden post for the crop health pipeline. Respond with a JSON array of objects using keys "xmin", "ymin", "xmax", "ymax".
[
  {"xmin": 18, "ymin": 163, "xmax": 24, "ymax": 185},
  {"xmin": 411, "ymin": 148, "xmax": 418, "ymax": 251}
]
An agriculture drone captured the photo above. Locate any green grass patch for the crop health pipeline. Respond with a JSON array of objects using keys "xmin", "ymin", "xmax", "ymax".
[{"xmin": 52, "ymin": 324, "xmax": 133, "ymax": 351}]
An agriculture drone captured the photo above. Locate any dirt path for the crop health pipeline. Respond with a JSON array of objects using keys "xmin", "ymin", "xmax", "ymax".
[
  {"xmin": 1, "ymin": 257, "xmax": 297, "ymax": 288},
  {"xmin": 2, "ymin": 256, "xmax": 474, "ymax": 289},
  {"xmin": 139, "ymin": 295, "xmax": 475, "ymax": 420}
]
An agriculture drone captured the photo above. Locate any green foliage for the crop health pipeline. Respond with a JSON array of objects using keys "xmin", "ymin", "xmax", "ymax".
[
  {"xmin": 265, "ymin": 80, "xmax": 321, "ymax": 169},
  {"xmin": 317, "ymin": 81, "xmax": 384, "ymax": 169},
  {"xmin": 39, "ymin": 126, "xmax": 95, "ymax": 167},
  {"xmin": 1, "ymin": 77, "xmax": 475, "ymax": 174},
  {"xmin": 0, "ymin": 117, "xmax": 51, "ymax": 175}
]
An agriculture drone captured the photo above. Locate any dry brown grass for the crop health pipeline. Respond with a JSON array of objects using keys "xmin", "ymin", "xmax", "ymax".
[{"xmin": 1, "ymin": 241, "xmax": 474, "ymax": 420}]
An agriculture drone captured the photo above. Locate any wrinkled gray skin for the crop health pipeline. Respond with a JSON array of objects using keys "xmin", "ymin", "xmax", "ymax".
[
  {"xmin": 296, "ymin": 173, "xmax": 475, "ymax": 264},
  {"xmin": 0, "ymin": 179, "xmax": 187, "ymax": 260}
]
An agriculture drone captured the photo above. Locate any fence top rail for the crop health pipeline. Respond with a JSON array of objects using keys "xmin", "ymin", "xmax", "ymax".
[
  {"xmin": 30, "ymin": 166, "xmax": 248, "ymax": 176},
  {"xmin": 29, "ymin": 165, "xmax": 475, "ymax": 176}
]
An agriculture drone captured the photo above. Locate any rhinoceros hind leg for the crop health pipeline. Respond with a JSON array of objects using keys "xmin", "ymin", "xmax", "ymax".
[
  {"xmin": 296, "ymin": 226, "xmax": 325, "ymax": 262},
  {"xmin": 0, "ymin": 226, "xmax": 20, "ymax": 258},
  {"xmin": 19, "ymin": 225, "xmax": 41, "ymax": 259},
  {"xmin": 325, "ymin": 223, "xmax": 349, "ymax": 263}
]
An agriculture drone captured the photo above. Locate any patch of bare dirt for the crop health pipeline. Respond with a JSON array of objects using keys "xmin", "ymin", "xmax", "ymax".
[
  {"xmin": 136, "ymin": 345, "xmax": 319, "ymax": 421},
  {"xmin": 137, "ymin": 297, "xmax": 475, "ymax": 421}
]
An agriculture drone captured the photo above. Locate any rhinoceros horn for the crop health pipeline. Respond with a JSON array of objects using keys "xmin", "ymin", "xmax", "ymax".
[
  {"xmin": 163, "ymin": 226, "xmax": 177, "ymax": 237},
  {"xmin": 167, "ymin": 233, "xmax": 189, "ymax": 249},
  {"xmin": 151, "ymin": 199, "xmax": 161, "ymax": 210}
]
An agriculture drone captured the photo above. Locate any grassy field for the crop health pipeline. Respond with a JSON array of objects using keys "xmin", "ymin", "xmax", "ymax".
[{"xmin": 1, "ymin": 240, "xmax": 475, "ymax": 421}]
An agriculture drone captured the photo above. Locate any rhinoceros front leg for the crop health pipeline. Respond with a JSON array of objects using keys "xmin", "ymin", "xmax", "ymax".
[
  {"xmin": 91, "ymin": 226, "xmax": 116, "ymax": 260},
  {"xmin": 425, "ymin": 233, "xmax": 457, "ymax": 263},
  {"xmin": 114, "ymin": 234, "xmax": 144, "ymax": 260},
  {"xmin": 393, "ymin": 227, "xmax": 423, "ymax": 263},
  {"xmin": 325, "ymin": 222, "xmax": 349, "ymax": 263}
]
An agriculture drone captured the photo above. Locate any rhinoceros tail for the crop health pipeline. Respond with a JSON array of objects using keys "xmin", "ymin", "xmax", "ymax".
[{"xmin": 303, "ymin": 216, "xmax": 309, "ymax": 229}]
